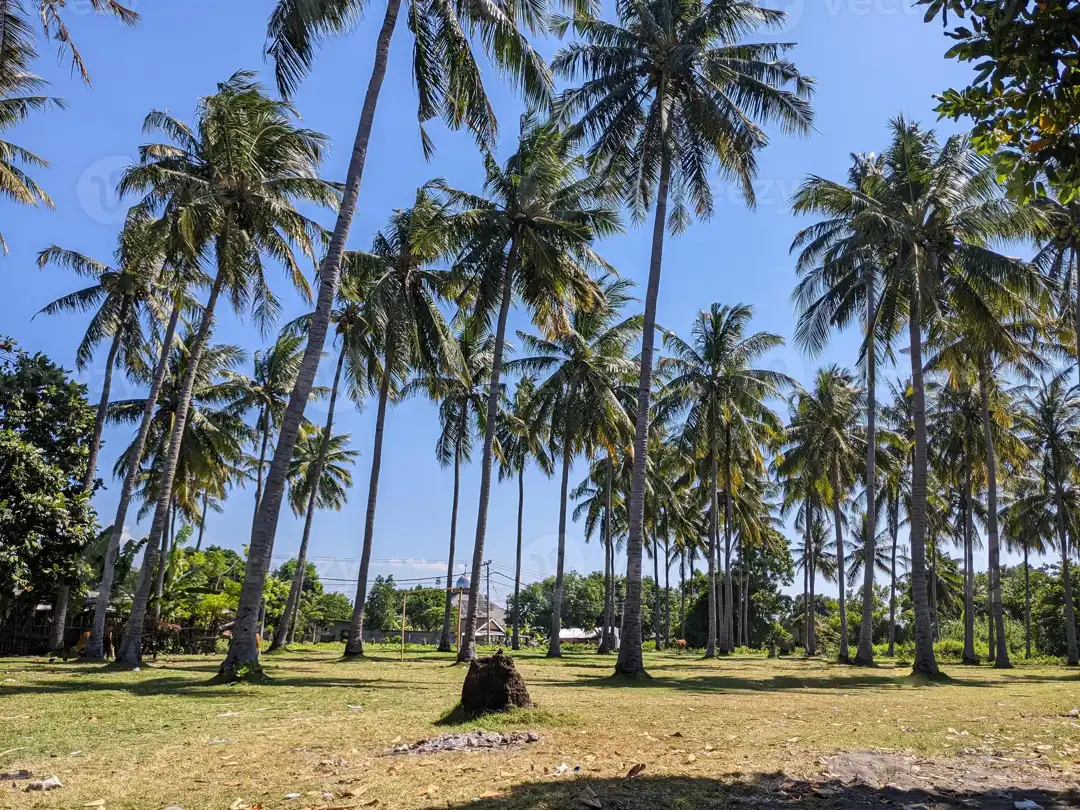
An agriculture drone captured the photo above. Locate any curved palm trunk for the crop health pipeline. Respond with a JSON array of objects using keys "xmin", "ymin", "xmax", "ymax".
[
  {"xmin": 119, "ymin": 272, "xmax": 226, "ymax": 666},
  {"xmin": 616, "ymin": 152, "xmax": 670, "ymax": 678},
  {"xmin": 855, "ymin": 273, "xmax": 877, "ymax": 665},
  {"xmin": 86, "ymin": 302, "xmax": 181, "ymax": 660},
  {"xmin": 978, "ymin": 359, "xmax": 1010, "ymax": 667},
  {"xmin": 221, "ymin": 0, "xmax": 402, "ymax": 674},
  {"xmin": 458, "ymin": 242, "xmax": 518, "ymax": 663},
  {"xmin": 706, "ymin": 438, "xmax": 718, "ymax": 658},
  {"xmin": 84, "ymin": 313, "xmax": 126, "ymax": 492},
  {"xmin": 438, "ymin": 419, "xmax": 466, "ymax": 652},
  {"xmin": 512, "ymin": 469, "xmax": 524, "ymax": 651},
  {"xmin": 906, "ymin": 281, "xmax": 939, "ymax": 676},
  {"xmin": 287, "ymin": 568, "xmax": 305, "ymax": 645},
  {"xmin": 548, "ymin": 425, "xmax": 574, "ymax": 658},
  {"xmin": 271, "ymin": 349, "xmax": 345, "ymax": 652},
  {"xmin": 962, "ymin": 464, "xmax": 976, "ymax": 664},
  {"xmin": 888, "ymin": 497, "xmax": 898, "ymax": 657},
  {"xmin": 831, "ymin": 465, "xmax": 849, "ymax": 662},
  {"xmin": 344, "ymin": 348, "xmax": 394, "ymax": 657}
]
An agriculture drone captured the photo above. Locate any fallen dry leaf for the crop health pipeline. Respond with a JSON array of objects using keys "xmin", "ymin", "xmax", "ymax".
[{"xmin": 625, "ymin": 763, "xmax": 646, "ymax": 779}]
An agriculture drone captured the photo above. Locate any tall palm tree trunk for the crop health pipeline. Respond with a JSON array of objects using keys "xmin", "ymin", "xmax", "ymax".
[
  {"xmin": 152, "ymin": 502, "xmax": 175, "ymax": 621},
  {"xmin": 978, "ymin": 359, "xmax": 1009, "ymax": 667},
  {"xmin": 906, "ymin": 280, "xmax": 940, "ymax": 676},
  {"xmin": 706, "ymin": 437, "xmax": 718, "ymax": 658},
  {"xmin": 254, "ymin": 407, "xmax": 270, "ymax": 515},
  {"xmin": 855, "ymin": 272, "xmax": 876, "ymax": 665},
  {"xmin": 664, "ymin": 539, "xmax": 671, "ymax": 648},
  {"xmin": 679, "ymin": 551, "xmax": 686, "ymax": 642},
  {"xmin": 600, "ymin": 459, "xmax": 614, "ymax": 653},
  {"xmin": 46, "ymin": 585, "xmax": 70, "ymax": 652},
  {"xmin": 616, "ymin": 152, "xmax": 670, "ymax": 678},
  {"xmin": 548, "ymin": 434, "xmax": 574, "ymax": 658},
  {"xmin": 196, "ymin": 493, "xmax": 208, "ymax": 551},
  {"xmin": 438, "ymin": 415, "xmax": 466, "ymax": 652},
  {"xmin": 652, "ymin": 533, "xmax": 661, "ymax": 651},
  {"xmin": 888, "ymin": 498, "xmax": 897, "ymax": 657},
  {"xmin": 831, "ymin": 465, "xmax": 849, "ymax": 662},
  {"xmin": 512, "ymin": 469, "xmax": 524, "ymax": 651},
  {"xmin": 86, "ymin": 302, "xmax": 181, "ymax": 660},
  {"xmin": 808, "ymin": 507, "xmax": 817, "ymax": 656},
  {"xmin": 929, "ymin": 539, "xmax": 938, "ymax": 641},
  {"xmin": 722, "ymin": 431, "xmax": 734, "ymax": 653},
  {"xmin": 119, "ymin": 271, "xmax": 227, "ymax": 666},
  {"xmin": 83, "ymin": 309, "xmax": 126, "ymax": 492},
  {"xmin": 271, "ymin": 349, "xmax": 345, "ymax": 652},
  {"xmin": 1053, "ymin": 474, "xmax": 1079, "ymax": 665},
  {"xmin": 221, "ymin": 0, "xmax": 403, "ymax": 674},
  {"xmin": 803, "ymin": 503, "xmax": 811, "ymax": 655},
  {"xmin": 345, "ymin": 347, "xmax": 394, "ymax": 657},
  {"xmin": 962, "ymin": 465, "xmax": 976, "ymax": 664},
  {"xmin": 1023, "ymin": 545, "xmax": 1031, "ymax": 659},
  {"xmin": 459, "ymin": 242, "xmax": 518, "ymax": 663}
]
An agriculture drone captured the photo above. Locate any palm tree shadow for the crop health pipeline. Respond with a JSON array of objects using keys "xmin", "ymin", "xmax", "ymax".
[{"xmin": 442, "ymin": 773, "xmax": 1078, "ymax": 810}]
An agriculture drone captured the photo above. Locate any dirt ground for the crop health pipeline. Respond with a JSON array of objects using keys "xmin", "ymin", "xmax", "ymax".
[{"xmin": 1, "ymin": 647, "xmax": 1079, "ymax": 809}]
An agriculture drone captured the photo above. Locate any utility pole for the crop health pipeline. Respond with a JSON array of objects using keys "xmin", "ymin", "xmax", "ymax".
[{"xmin": 483, "ymin": 560, "xmax": 491, "ymax": 647}]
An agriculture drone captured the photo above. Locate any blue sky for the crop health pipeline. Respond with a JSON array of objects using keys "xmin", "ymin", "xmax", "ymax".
[{"xmin": 4, "ymin": 0, "xmax": 1006, "ymax": 603}]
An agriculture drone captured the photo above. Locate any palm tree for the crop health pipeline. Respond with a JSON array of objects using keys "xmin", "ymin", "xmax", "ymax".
[
  {"xmin": 879, "ymin": 378, "xmax": 914, "ymax": 656},
  {"xmin": 554, "ymin": 0, "xmax": 814, "ymax": 676},
  {"xmin": 658, "ymin": 303, "xmax": 790, "ymax": 656},
  {"xmin": 241, "ymin": 0, "xmax": 556, "ymax": 660},
  {"xmin": 498, "ymin": 376, "xmax": 554, "ymax": 650},
  {"xmin": 0, "ymin": 2, "xmax": 64, "ymax": 252},
  {"xmin": 570, "ymin": 450, "xmax": 626, "ymax": 653},
  {"xmin": 273, "ymin": 426, "xmax": 358, "ymax": 648},
  {"xmin": 342, "ymin": 190, "xmax": 461, "ymax": 658},
  {"xmin": 792, "ymin": 514, "xmax": 836, "ymax": 654},
  {"xmin": 1001, "ymin": 475, "xmax": 1054, "ymax": 660},
  {"xmin": 868, "ymin": 117, "xmax": 1046, "ymax": 676},
  {"xmin": 1015, "ymin": 374, "xmax": 1080, "ymax": 666},
  {"xmin": 438, "ymin": 117, "xmax": 616, "ymax": 662},
  {"xmin": 23, "ymin": 0, "xmax": 138, "ymax": 84},
  {"xmin": 407, "ymin": 325, "xmax": 494, "ymax": 652},
  {"xmin": 790, "ymin": 152, "xmax": 887, "ymax": 665},
  {"xmin": 509, "ymin": 275, "xmax": 639, "ymax": 657},
  {"xmin": 117, "ymin": 72, "xmax": 336, "ymax": 668},
  {"xmin": 786, "ymin": 366, "xmax": 863, "ymax": 661}
]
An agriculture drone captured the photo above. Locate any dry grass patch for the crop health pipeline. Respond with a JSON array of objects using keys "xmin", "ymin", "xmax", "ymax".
[{"xmin": 1, "ymin": 647, "xmax": 1078, "ymax": 809}]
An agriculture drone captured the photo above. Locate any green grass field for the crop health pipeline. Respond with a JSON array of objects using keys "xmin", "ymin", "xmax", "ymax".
[{"xmin": 2, "ymin": 647, "xmax": 1079, "ymax": 809}]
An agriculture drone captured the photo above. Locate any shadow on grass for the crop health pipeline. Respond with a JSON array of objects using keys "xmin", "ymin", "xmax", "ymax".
[
  {"xmin": 434, "ymin": 703, "xmax": 578, "ymax": 730},
  {"xmin": 444, "ymin": 774, "xmax": 1080, "ymax": 810}
]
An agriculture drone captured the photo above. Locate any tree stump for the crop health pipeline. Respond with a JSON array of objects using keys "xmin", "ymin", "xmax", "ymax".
[{"xmin": 460, "ymin": 650, "xmax": 532, "ymax": 717}]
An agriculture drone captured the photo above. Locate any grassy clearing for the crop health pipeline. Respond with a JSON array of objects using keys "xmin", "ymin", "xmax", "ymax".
[{"xmin": 1, "ymin": 647, "xmax": 1078, "ymax": 809}]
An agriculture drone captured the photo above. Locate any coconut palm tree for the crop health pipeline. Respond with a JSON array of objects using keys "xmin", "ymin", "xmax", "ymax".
[
  {"xmin": 778, "ymin": 446, "xmax": 826, "ymax": 656},
  {"xmin": 437, "ymin": 117, "xmax": 617, "ymax": 662},
  {"xmin": 25, "ymin": 0, "xmax": 137, "ymax": 84},
  {"xmin": 0, "ymin": 2, "xmax": 64, "ymax": 253},
  {"xmin": 790, "ymin": 152, "xmax": 888, "ymax": 665},
  {"xmin": 407, "ymin": 325, "xmax": 494, "ymax": 652},
  {"xmin": 867, "ymin": 117, "xmax": 1046, "ymax": 676},
  {"xmin": 341, "ymin": 190, "xmax": 461, "ymax": 658},
  {"xmin": 658, "ymin": 303, "xmax": 791, "ymax": 656},
  {"xmin": 553, "ymin": 0, "xmax": 814, "ymax": 675},
  {"xmin": 232, "ymin": 332, "xmax": 326, "ymax": 517},
  {"xmin": 243, "ymin": 0, "xmax": 557, "ymax": 654},
  {"xmin": 570, "ymin": 451, "xmax": 627, "ymax": 653},
  {"xmin": 1001, "ymin": 475, "xmax": 1054, "ymax": 659},
  {"xmin": 273, "ymin": 426, "xmax": 358, "ymax": 648},
  {"xmin": 117, "ymin": 72, "xmax": 337, "ymax": 667},
  {"xmin": 509, "ymin": 274, "xmax": 639, "ymax": 657},
  {"xmin": 1015, "ymin": 373, "xmax": 1080, "ymax": 666},
  {"xmin": 792, "ymin": 513, "xmax": 836, "ymax": 654},
  {"xmin": 497, "ymin": 375, "xmax": 554, "ymax": 651}
]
